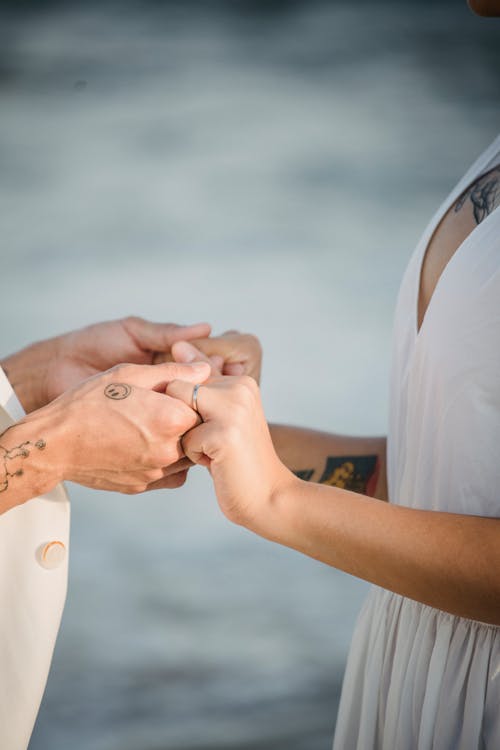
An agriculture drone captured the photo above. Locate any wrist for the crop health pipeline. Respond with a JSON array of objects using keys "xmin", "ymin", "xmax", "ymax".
[
  {"xmin": 1, "ymin": 336, "xmax": 61, "ymax": 413},
  {"xmin": 0, "ymin": 404, "xmax": 68, "ymax": 514},
  {"xmin": 248, "ymin": 466, "xmax": 302, "ymax": 544},
  {"xmin": 16, "ymin": 403, "xmax": 68, "ymax": 489}
]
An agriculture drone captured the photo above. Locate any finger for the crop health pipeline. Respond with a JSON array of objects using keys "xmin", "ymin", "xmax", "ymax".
[
  {"xmin": 188, "ymin": 336, "xmax": 236, "ymax": 361},
  {"xmin": 146, "ymin": 469, "xmax": 190, "ymax": 491},
  {"xmin": 124, "ymin": 317, "xmax": 211, "ymax": 352},
  {"xmin": 223, "ymin": 363, "xmax": 245, "ymax": 376},
  {"xmin": 188, "ymin": 334, "xmax": 261, "ymax": 380},
  {"xmin": 166, "ymin": 377, "xmax": 229, "ymax": 425},
  {"xmin": 107, "ymin": 361, "xmax": 210, "ymax": 392},
  {"xmin": 171, "ymin": 340, "xmax": 222, "ymax": 376},
  {"xmin": 160, "ymin": 456, "xmax": 193, "ymax": 476},
  {"xmin": 210, "ymin": 355, "xmax": 224, "ymax": 372},
  {"xmin": 166, "ymin": 378, "xmax": 207, "ymax": 414},
  {"xmin": 181, "ymin": 423, "xmax": 213, "ymax": 467}
]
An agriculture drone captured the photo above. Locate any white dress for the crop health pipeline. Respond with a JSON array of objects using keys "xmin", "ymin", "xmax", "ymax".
[{"xmin": 333, "ymin": 135, "xmax": 500, "ymax": 750}]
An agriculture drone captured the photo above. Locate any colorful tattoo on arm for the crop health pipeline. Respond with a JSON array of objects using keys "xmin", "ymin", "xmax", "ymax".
[
  {"xmin": 293, "ymin": 454, "xmax": 379, "ymax": 496},
  {"xmin": 293, "ymin": 468, "xmax": 314, "ymax": 481},
  {"xmin": 319, "ymin": 455, "xmax": 379, "ymax": 496}
]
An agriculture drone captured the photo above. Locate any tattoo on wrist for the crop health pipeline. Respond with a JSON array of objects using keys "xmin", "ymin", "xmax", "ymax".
[
  {"xmin": 293, "ymin": 454, "xmax": 379, "ymax": 496},
  {"xmin": 0, "ymin": 437, "xmax": 46, "ymax": 493},
  {"xmin": 104, "ymin": 383, "xmax": 131, "ymax": 400}
]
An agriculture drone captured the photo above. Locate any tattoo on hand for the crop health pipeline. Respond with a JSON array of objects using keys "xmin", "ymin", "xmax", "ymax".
[
  {"xmin": 0, "ymin": 438, "xmax": 46, "ymax": 493},
  {"xmin": 104, "ymin": 383, "xmax": 131, "ymax": 400},
  {"xmin": 454, "ymin": 166, "xmax": 500, "ymax": 225},
  {"xmin": 293, "ymin": 455, "xmax": 379, "ymax": 496}
]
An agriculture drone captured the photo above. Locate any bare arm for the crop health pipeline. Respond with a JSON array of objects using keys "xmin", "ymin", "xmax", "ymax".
[
  {"xmin": 270, "ymin": 424, "xmax": 388, "ymax": 501},
  {"xmin": 268, "ymin": 480, "xmax": 500, "ymax": 625},
  {"xmin": 168, "ymin": 340, "xmax": 388, "ymax": 499},
  {"xmin": 172, "ymin": 377, "xmax": 500, "ymax": 626}
]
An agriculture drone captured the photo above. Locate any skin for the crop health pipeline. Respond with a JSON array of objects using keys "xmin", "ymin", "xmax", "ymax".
[
  {"xmin": 168, "ymin": 375, "xmax": 500, "ymax": 626},
  {"xmin": 0, "ymin": 360, "xmax": 210, "ymax": 515},
  {"xmin": 168, "ymin": 146, "xmax": 500, "ymax": 627},
  {"xmin": 0, "ymin": 316, "xmax": 263, "ymax": 515},
  {"xmin": 155, "ymin": 330, "xmax": 263, "ymax": 383},
  {"xmin": 0, "ymin": 316, "xmax": 212, "ymax": 414},
  {"xmin": 172, "ymin": 340, "xmax": 387, "ymax": 499}
]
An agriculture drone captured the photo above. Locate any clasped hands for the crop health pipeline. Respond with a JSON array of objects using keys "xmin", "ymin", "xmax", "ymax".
[{"xmin": 3, "ymin": 316, "xmax": 287, "ymax": 518}]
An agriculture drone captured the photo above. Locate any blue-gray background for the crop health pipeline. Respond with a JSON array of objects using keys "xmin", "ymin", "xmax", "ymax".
[{"xmin": 0, "ymin": 1, "xmax": 499, "ymax": 748}]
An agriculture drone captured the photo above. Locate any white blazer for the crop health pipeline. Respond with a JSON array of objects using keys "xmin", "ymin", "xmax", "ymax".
[{"xmin": 0, "ymin": 368, "xmax": 70, "ymax": 750}]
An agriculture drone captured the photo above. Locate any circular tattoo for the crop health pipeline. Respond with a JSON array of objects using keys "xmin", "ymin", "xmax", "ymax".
[{"xmin": 104, "ymin": 383, "xmax": 132, "ymax": 400}]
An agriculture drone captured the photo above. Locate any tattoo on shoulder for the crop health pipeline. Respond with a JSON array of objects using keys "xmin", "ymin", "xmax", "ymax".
[
  {"xmin": 104, "ymin": 383, "xmax": 131, "ymax": 400},
  {"xmin": 0, "ymin": 437, "xmax": 46, "ymax": 493},
  {"xmin": 319, "ymin": 455, "xmax": 379, "ymax": 495},
  {"xmin": 454, "ymin": 166, "xmax": 500, "ymax": 225}
]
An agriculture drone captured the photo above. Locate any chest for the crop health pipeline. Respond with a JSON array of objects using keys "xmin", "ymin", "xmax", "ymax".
[{"xmin": 417, "ymin": 166, "xmax": 500, "ymax": 333}]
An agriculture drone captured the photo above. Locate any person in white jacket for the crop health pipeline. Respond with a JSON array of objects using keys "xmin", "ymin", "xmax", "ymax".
[{"xmin": 0, "ymin": 315, "xmax": 259, "ymax": 750}]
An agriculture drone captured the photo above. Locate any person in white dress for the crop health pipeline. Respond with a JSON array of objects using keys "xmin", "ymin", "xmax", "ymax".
[{"xmin": 168, "ymin": 4, "xmax": 500, "ymax": 747}]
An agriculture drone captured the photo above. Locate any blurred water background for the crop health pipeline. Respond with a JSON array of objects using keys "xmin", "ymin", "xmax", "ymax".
[{"xmin": 0, "ymin": 1, "xmax": 499, "ymax": 748}]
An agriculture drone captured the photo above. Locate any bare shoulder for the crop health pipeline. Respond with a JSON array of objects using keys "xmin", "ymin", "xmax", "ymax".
[{"xmin": 417, "ymin": 165, "xmax": 500, "ymax": 331}]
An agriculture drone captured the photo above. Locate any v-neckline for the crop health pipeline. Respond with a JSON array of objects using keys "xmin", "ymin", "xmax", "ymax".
[{"xmin": 413, "ymin": 139, "xmax": 500, "ymax": 341}]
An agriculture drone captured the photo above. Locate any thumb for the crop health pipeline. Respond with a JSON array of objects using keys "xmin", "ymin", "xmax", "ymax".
[
  {"xmin": 172, "ymin": 341, "xmax": 223, "ymax": 375},
  {"xmin": 107, "ymin": 361, "xmax": 210, "ymax": 392},
  {"xmin": 124, "ymin": 317, "xmax": 212, "ymax": 352}
]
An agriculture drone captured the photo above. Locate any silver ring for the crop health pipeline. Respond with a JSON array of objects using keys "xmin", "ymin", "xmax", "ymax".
[{"xmin": 192, "ymin": 383, "xmax": 202, "ymax": 414}]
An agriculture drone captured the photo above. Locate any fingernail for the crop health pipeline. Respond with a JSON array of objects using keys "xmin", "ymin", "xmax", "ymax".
[
  {"xmin": 190, "ymin": 361, "xmax": 209, "ymax": 371},
  {"xmin": 174, "ymin": 341, "xmax": 198, "ymax": 362}
]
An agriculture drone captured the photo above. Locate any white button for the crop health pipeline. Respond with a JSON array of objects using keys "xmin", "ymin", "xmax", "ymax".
[{"xmin": 39, "ymin": 541, "xmax": 66, "ymax": 570}]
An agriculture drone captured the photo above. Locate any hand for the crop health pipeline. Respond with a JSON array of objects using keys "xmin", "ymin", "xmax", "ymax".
[
  {"xmin": 19, "ymin": 360, "xmax": 211, "ymax": 496},
  {"xmin": 1, "ymin": 317, "xmax": 211, "ymax": 413},
  {"xmin": 155, "ymin": 330, "xmax": 262, "ymax": 383},
  {"xmin": 166, "ymin": 376, "xmax": 292, "ymax": 531}
]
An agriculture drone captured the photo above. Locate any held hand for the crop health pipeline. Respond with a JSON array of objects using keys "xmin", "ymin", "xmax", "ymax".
[
  {"xmin": 21, "ymin": 360, "xmax": 210, "ymax": 495},
  {"xmin": 166, "ymin": 376, "xmax": 292, "ymax": 531},
  {"xmin": 155, "ymin": 331, "xmax": 262, "ymax": 383},
  {"xmin": 1, "ymin": 317, "xmax": 211, "ymax": 413}
]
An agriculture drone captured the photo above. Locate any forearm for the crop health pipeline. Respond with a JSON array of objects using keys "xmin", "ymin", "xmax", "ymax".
[
  {"xmin": 270, "ymin": 424, "xmax": 388, "ymax": 500},
  {"xmin": 1, "ymin": 336, "xmax": 60, "ymax": 413},
  {"xmin": 0, "ymin": 409, "xmax": 64, "ymax": 515},
  {"xmin": 266, "ymin": 479, "xmax": 500, "ymax": 625}
]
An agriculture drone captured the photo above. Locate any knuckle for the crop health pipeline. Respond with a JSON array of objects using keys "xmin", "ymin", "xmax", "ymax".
[
  {"xmin": 169, "ymin": 403, "xmax": 195, "ymax": 432},
  {"xmin": 108, "ymin": 362, "xmax": 136, "ymax": 378},
  {"xmin": 123, "ymin": 315, "xmax": 144, "ymax": 327},
  {"xmin": 248, "ymin": 334, "xmax": 262, "ymax": 355},
  {"xmin": 123, "ymin": 484, "xmax": 147, "ymax": 495},
  {"xmin": 151, "ymin": 443, "xmax": 179, "ymax": 466},
  {"xmin": 235, "ymin": 375, "xmax": 257, "ymax": 398},
  {"xmin": 162, "ymin": 447, "xmax": 181, "ymax": 466},
  {"xmin": 145, "ymin": 468, "xmax": 164, "ymax": 483}
]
